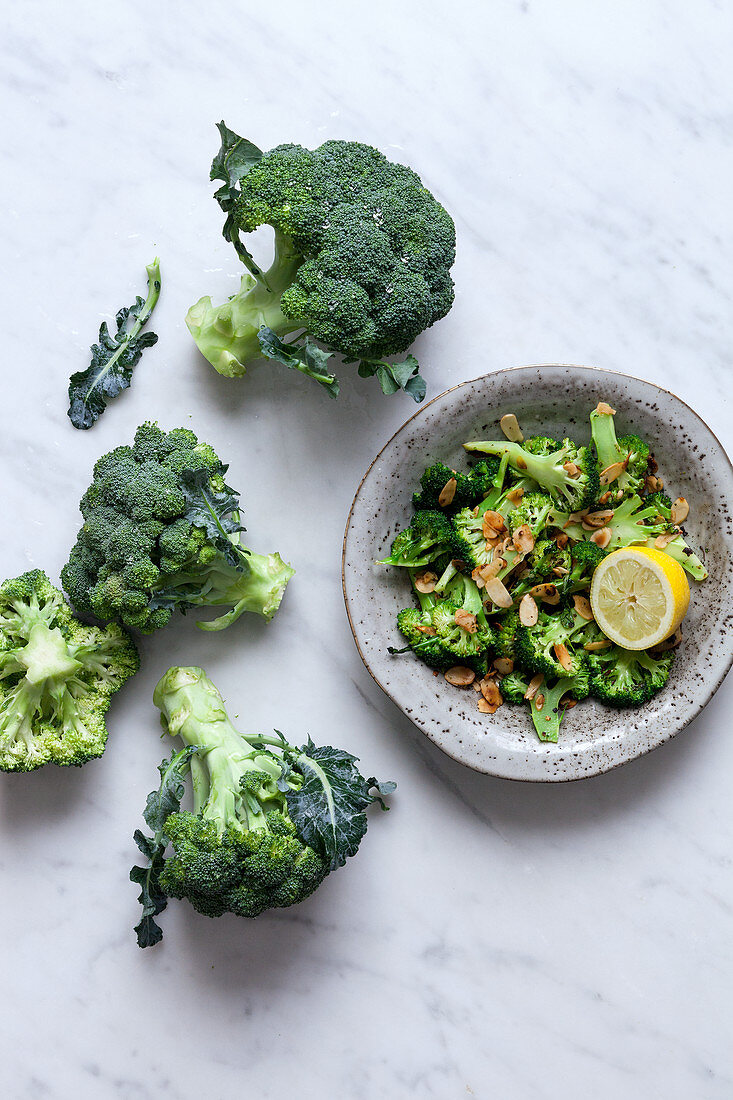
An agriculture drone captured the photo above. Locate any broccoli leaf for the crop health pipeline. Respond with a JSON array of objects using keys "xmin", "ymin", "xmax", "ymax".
[
  {"xmin": 258, "ymin": 327, "xmax": 340, "ymax": 398},
  {"xmin": 210, "ymin": 121, "xmax": 268, "ymax": 281},
  {"xmin": 358, "ymin": 354, "xmax": 426, "ymax": 403},
  {"xmin": 285, "ymin": 739, "xmax": 394, "ymax": 871},
  {"xmin": 68, "ymin": 259, "xmax": 161, "ymax": 430},
  {"xmin": 178, "ymin": 467, "xmax": 246, "ymax": 567},
  {"xmin": 130, "ymin": 746, "xmax": 197, "ymax": 948}
]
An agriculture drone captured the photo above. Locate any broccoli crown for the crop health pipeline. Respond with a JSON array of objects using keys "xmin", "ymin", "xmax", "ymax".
[
  {"xmin": 590, "ymin": 407, "xmax": 650, "ymax": 498},
  {"xmin": 0, "ymin": 570, "xmax": 138, "ymax": 771},
  {"xmin": 588, "ymin": 645, "xmax": 674, "ymax": 707},
  {"xmin": 411, "ymin": 459, "xmax": 499, "ymax": 512},
  {"xmin": 463, "ymin": 438, "xmax": 599, "ymax": 512},
  {"xmin": 494, "ymin": 611, "xmax": 520, "ymax": 660},
  {"xmin": 380, "ymin": 510, "xmax": 456, "ymax": 568},
  {"xmin": 515, "ymin": 604, "xmax": 588, "ymax": 680},
  {"xmin": 564, "ymin": 539, "xmax": 607, "ymax": 592},
  {"xmin": 527, "ymin": 537, "xmax": 572, "ymax": 579},
  {"xmin": 430, "ymin": 601, "xmax": 494, "ymax": 670},
  {"xmin": 234, "ymin": 140, "xmax": 456, "ymax": 362},
  {"xmin": 644, "ymin": 491, "xmax": 673, "ymax": 520},
  {"xmin": 135, "ymin": 668, "xmax": 391, "ymax": 940},
  {"xmin": 61, "ymin": 422, "xmax": 294, "ymax": 633}
]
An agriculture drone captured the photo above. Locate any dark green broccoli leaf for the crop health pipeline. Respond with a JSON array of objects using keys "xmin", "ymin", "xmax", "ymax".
[
  {"xmin": 68, "ymin": 259, "xmax": 161, "ymax": 430},
  {"xmin": 357, "ymin": 355, "xmax": 426, "ymax": 403},
  {"xmin": 210, "ymin": 121, "xmax": 266, "ymax": 278},
  {"xmin": 258, "ymin": 327, "xmax": 340, "ymax": 397}
]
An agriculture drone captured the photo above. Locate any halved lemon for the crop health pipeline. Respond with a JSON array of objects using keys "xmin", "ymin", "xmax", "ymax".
[{"xmin": 589, "ymin": 546, "xmax": 690, "ymax": 651}]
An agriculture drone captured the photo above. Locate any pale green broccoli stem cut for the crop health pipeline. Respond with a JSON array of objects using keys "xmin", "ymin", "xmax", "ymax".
[
  {"xmin": 464, "ymin": 440, "xmax": 578, "ymax": 504},
  {"xmin": 185, "ymin": 228, "xmax": 304, "ymax": 377}
]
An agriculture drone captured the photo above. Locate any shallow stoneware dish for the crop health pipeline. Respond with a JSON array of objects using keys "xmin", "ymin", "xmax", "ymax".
[{"xmin": 342, "ymin": 365, "xmax": 733, "ymax": 781}]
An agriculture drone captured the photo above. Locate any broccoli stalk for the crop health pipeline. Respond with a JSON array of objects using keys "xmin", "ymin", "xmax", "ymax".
[
  {"xmin": 463, "ymin": 438, "xmax": 599, "ymax": 512},
  {"xmin": 528, "ymin": 666, "xmax": 590, "ymax": 743},
  {"xmin": 186, "ymin": 124, "xmax": 456, "ymax": 402},
  {"xmin": 589, "ymin": 406, "xmax": 649, "ymax": 498},
  {"xmin": 601, "ymin": 495, "xmax": 707, "ymax": 579},
  {"xmin": 131, "ymin": 668, "xmax": 394, "ymax": 946},
  {"xmin": 0, "ymin": 571, "xmax": 138, "ymax": 771}
]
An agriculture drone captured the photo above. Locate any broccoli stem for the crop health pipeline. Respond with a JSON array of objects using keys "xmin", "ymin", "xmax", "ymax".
[{"xmin": 589, "ymin": 408, "xmax": 623, "ymax": 471}]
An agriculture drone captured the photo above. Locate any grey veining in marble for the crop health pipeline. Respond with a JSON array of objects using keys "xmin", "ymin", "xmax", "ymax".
[{"xmin": 1, "ymin": 1, "xmax": 731, "ymax": 1098}]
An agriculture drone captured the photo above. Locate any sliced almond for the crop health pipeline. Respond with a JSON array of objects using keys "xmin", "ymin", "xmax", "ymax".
[
  {"xmin": 506, "ymin": 486, "xmax": 525, "ymax": 505},
  {"xmin": 584, "ymin": 638, "xmax": 612, "ymax": 652},
  {"xmin": 473, "ymin": 559, "xmax": 504, "ymax": 587},
  {"xmin": 444, "ymin": 666, "xmax": 476, "ymax": 687},
  {"xmin": 597, "ymin": 491, "xmax": 612, "ymax": 506},
  {"xmin": 562, "ymin": 697, "xmax": 578, "ymax": 710},
  {"xmin": 472, "ymin": 681, "xmax": 482, "ymax": 692},
  {"xmin": 647, "ymin": 454, "xmax": 659, "ymax": 473},
  {"xmin": 583, "ymin": 509, "xmax": 615, "ymax": 528},
  {"xmin": 482, "ymin": 510, "xmax": 506, "ymax": 538},
  {"xmin": 670, "ymin": 497, "xmax": 689, "ymax": 524},
  {"xmin": 555, "ymin": 533, "xmax": 569, "ymax": 549},
  {"xmin": 644, "ymin": 474, "xmax": 663, "ymax": 494},
  {"xmin": 512, "ymin": 523, "xmax": 535, "ymax": 555},
  {"xmin": 479, "ymin": 677, "xmax": 503, "ymax": 706},
  {"xmin": 595, "ymin": 401, "xmax": 616, "ymax": 415},
  {"xmin": 534, "ymin": 693, "xmax": 545, "ymax": 711},
  {"xmin": 553, "ymin": 642, "xmax": 573, "ymax": 671},
  {"xmin": 484, "ymin": 576, "xmax": 513, "ymax": 609},
  {"xmin": 524, "ymin": 673, "xmax": 544, "ymax": 701},
  {"xmin": 477, "ymin": 698, "xmax": 499, "ymax": 714},
  {"xmin": 500, "ymin": 413, "xmax": 523, "ymax": 442},
  {"xmin": 563, "ymin": 461, "xmax": 581, "ymax": 479},
  {"xmin": 414, "ymin": 570, "xmax": 438, "ymax": 593},
  {"xmin": 519, "ymin": 593, "xmax": 539, "ymax": 627},
  {"xmin": 599, "ymin": 460, "xmax": 627, "ymax": 486},
  {"xmin": 590, "ymin": 527, "xmax": 612, "ymax": 549},
  {"xmin": 572, "ymin": 594, "xmax": 594, "ymax": 621},
  {"xmin": 654, "ymin": 531, "xmax": 677, "ymax": 549},
  {"xmin": 529, "ymin": 582, "xmax": 560, "ymax": 605},
  {"xmin": 414, "ymin": 623, "xmax": 437, "ymax": 636},
  {"xmin": 454, "ymin": 608, "xmax": 477, "ymax": 634},
  {"xmin": 650, "ymin": 627, "xmax": 683, "ymax": 654},
  {"xmin": 493, "ymin": 657, "xmax": 514, "ymax": 675},
  {"xmin": 552, "ymin": 565, "xmax": 569, "ymax": 577},
  {"xmin": 438, "ymin": 478, "xmax": 457, "ymax": 507}
]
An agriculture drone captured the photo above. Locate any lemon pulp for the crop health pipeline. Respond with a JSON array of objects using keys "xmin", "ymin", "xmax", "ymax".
[{"xmin": 589, "ymin": 546, "xmax": 690, "ymax": 650}]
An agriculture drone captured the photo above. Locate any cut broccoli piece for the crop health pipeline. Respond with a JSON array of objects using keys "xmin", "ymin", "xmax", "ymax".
[
  {"xmin": 588, "ymin": 645, "xmax": 674, "ymax": 706},
  {"xmin": 411, "ymin": 460, "xmax": 500, "ymax": 512},
  {"xmin": 463, "ymin": 437, "xmax": 599, "ymax": 512},
  {"xmin": 131, "ymin": 667, "xmax": 394, "ymax": 946},
  {"xmin": 590, "ymin": 406, "xmax": 650, "ymax": 498},
  {"xmin": 529, "ymin": 663, "xmax": 590, "ymax": 742},
  {"xmin": 601, "ymin": 494, "xmax": 707, "ymax": 580},
  {"xmin": 499, "ymin": 669, "xmax": 530, "ymax": 704},
  {"xmin": 389, "ymin": 608, "xmax": 453, "ymax": 671},
  {"xmin": 430, "ymin": 600, "xmax": 494, "ymax": 673},
  {"xmin": 494, "ymin": 611, "xmax": 521, "ymax": 660},
  {"xmin": 514, "ymin": 604, "xmax": 590, "ymax": 680},
  {"xmin": 61, "ymin": 422, "xmax": 294, "ymax": 633},
  {"xmin": 0, "ymin": 570, "xmax": 138, "ymax": 771},
  {"xmin": 562, "ymin": 540, "xmax": 607, "ymax": 593},
  {"xmin": 379, "ymin": 511, "xmax": 456, "ymax": 568},
  {"xmin": 522, "ymin": 436, "xmax": 560, "ymax": 456}
]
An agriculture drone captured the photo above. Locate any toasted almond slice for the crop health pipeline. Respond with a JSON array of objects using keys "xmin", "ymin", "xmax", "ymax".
[
  {"xmin": 671, "ymin": 497, "xmax": 689, "ymax": 524},
  {"xmin": 493, "ymin": 657, "xmax": 514, "ymax": 675},
  {"xmin": 572, "ymin": 594, "xmax": 594, "ymax": 621},
  {"xmin": 650, "ymin": 627, "xmax": 683, "ymax": 654},
  {"xmin": 512, "ymin": 523, "xmax": 535, "ymax": 555},
  {"xmin": 473, "ymin": 559, "xmax": 503, "ymax": 587},
  {"xmin": 555, "ymin": 533, "xmax": 569, "ymax": 549},
  {"xmin": 583, "ymin": 508, "xmax": 615, "ymax": 528},
  {"xmin": 534, "ymin": 693, "xmax": 545, "ymax": 711},
  {"xmin": 438, "ymin": 477, "xmax": 457, "ymax": 507},
  {"xmin": 563, "ymin": 461, "xmax": 581, "ymax": 479},
  {"xmin": 595, "ymin": 401, "xmax": 616, "ymax": 415},
  {"xmin": 485, "ymin": 576, "xmax": 513, "ymax": 609},
  {"xmin": 590, "ymin": 527, "xmax": 612, "ymax": 549},
  {"xmin": 584, "ymin": 638, "xmax": 612, "ymax": 652},
  {"xmin": 597, "ymin": 491, "xmax": 612, "ymax": 506},
  {"xmin": 553, "ymin": 642, "xmax": 573, "ymax": 671},
  {"xmin": 519, "ymin": 593, "xmax": 539, "ymax": 627},
  {"xmin": 477, "ymin": 698, "xmax": 499, "ymax": 714},
  {"xmin": 444, "ymin": 666, "xmax": 476, "ymax": 687},
  {"xmin": 529, "ymin": 582, "xmax": 560, "ymax": 605},
  {"xmin": 500, "ymin": 413, "xmax": 523, "ymax": 442},
  {"xmin": 414, "ymin": 570, "xmax": 438, "ymax": 593},
  {"xmin": 644, "ymin": 474, "xmax": 663, "ymax": 494},
  {"xmin": 414, "ymin": 624, "xmax": 437, "ymax": 636},
  {"xmin": 454, "ymin": 608, "xmax": 477, "ymax": 633},
  {"xmin": 472, "ymin": 681, "xmax": 482, "ymax": 692},
  {"xmin": 479, "ymin": 677, "xmax": 503, "ymax": 706},
  {"xmin": 524, "ymin": 673, "xmax": 544, "ymax": 701},
  {"xmin": 562, "ymin": 697, "xmax": 578, "ymax": 710},
  {"xmin": 654, "ymin": 531, "xmax": 677, "ymax": 549},
  {"xmin": 482, "ymin": 510, "xmax": 506, "ymax": 538},
  {"xmin": 552, "ymin": 566, "xmax": 569, "ymax": 577},
  {"xmin": 647, "ymin": 454, "xmax": 658, "ymax": 473},
  {"xmin": 506, "ymin": 486, "xmax": 525, "ymax": 505},
  {"xmin": 600, "ymin": 460, "xmax": 627, "ymax": 486}
]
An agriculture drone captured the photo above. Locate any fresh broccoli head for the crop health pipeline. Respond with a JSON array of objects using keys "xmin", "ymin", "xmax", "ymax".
[
  {"xmin": 186, "ymin": 124, "xmax": 456, "ymax": 402},
  {"xmin": 590, "ymin": 405, "xmax": 650, "ymax": 498},
  {"xmin": 61, "ymin": 422, "xmax": 294, "ymax": 634},
  {"xmin": 463, "ymin": 437, "xmax": 599, "ymax": 512},
  {"xmin": 379, "ymin": 511, "xmax": 457, "ymax": 568},
  {"xmin": 0, "ymin": 570, "xmax": 138, "ymax": 771},
  {"xmin": 131, "ymin": 667, "xmax": 394, "ymax": 947},
  {"xmin": 411, "ymin": 460, "xmax": 500, "ymax": 512},
  {"xmin": 588, "ymin": 644, "xmax": 674, "ymax": 706}
]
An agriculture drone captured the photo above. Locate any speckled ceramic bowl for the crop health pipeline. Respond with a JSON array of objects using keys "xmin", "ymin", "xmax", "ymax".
[{"xmin": 342, "ymin": 366, "xmax": 733, "ymax": 781}]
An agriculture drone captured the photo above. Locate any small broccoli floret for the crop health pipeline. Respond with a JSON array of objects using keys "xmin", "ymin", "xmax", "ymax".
[
  {"xmin": 563, "ymin": 540, "xmax": 607, "ymax": 593},
  {"xmin": 430, "ymin": 601, "xmax": 494, "ymax": 672},
  {"xmin": 186, "ymin": 126, "xmax": 456, "ymax": 401},
  {"xmin": 499, "ymin": 669, "xmax": 530, "ymax": 704},
  {"xmin": 389, "ymin": 608, "xmax": 453, "ymax": 671},
  {"xmin": 514, "ymin": 604, "xmax": 589, "ymax": 680},
  {"xmin": 587, "ymin": 645, "xmax": 674, "ymax": 706},
  {"xmin": 644, "ymin": 491, "xmax": 673, "ymax": 520},
  {"xmin": 494, "ymin": 611, "xmax": 520, "ymax": 660},
  {"xmin": 590, "ymin": 406, "xmax": 650, "ymax": 498},
  {"xmin": 379, "ymin": 511, "xmax": 456, "ymax": 568},
  {"xmin": 600, "ymin": 494, "xmax": 707, "ymax": 580},
  {"xmin": 505, "ymin": 492, "xmax": 554, "ymax": 537},
  {"xmin": 0, "ymin": 570, "xmax": 138, "ymax": 771},
  {"xmin": 522, "ymin": 436, "xmax": 560, "ymax": 456},
  {"xmin": 529, "ymin": 664, "xmax": 590, "ymax": 742},
  {"xmin": 411, "ymin": 460, "xmax": 500, "ymax": 512},
  {"xmin": 61, "ymin": 422, "xmax": 294, "ymax": 633},
  {"xmin": 131, "ymin": 668, "xmax": 393, "ymax": 946},
  {"xmin": 463, "ymin": 438, "xmax": 599, "ymax": 512}
]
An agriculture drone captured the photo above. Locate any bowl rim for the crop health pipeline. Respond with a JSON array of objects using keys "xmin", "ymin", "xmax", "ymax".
[{"xmin": 341, "ymin": 363, "xmax": 733, "ymax": 782}]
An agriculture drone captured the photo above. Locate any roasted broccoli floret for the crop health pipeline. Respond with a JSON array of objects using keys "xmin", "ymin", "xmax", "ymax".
[
  {"xmin": 590, "ymin": 405, "xmax": 650, "ymax": 498},
  {"xmin": 600, "ymin": 494, "xmax": 707, "ymax": 579},
  {"xmin": 644, "ymin": 491, "xmax": 673, "ymax": 520},
  {"xmin": 430, "ymin": 600, "xmax": 494, "ymax": 673},
  {"xmin": 515, "ymin": 604, "xmax": 589, "ymax": 680},
  {"xmin": 389, "ymin": 608, "xmax": 453, "ymax": 671},
  {"xmin": 505, "ymin": 492, "xmax": 554, "ymax": 537},
  {"xmin": 463, "ymin": 437, "xmax": 599, "ymax": 512},
  {"xmin": 131, "ymin": 667, "xmax": 393, "ymax": 947},
  {"xmin": 529, "ymin": 664, "xmax": 590, "ymax": 742},
  {"xmin": 61, "ymin": 422, "xmax": 294, "ymax": 634},
  {"xmin": 522, "ymin": 436, "xmax": 560, "ymax": 456},
  {"xmin": 499, "ymin": 669, "xmax": 530, "ymax": 704},
  {"xmin": 563, "ymin": 539, "xmax": 607, "ymax": 593},
  {"xmin": 0, "ymin": 570, "xmax": 138, "ymax": 771},
  {"xmin": 379, "ymin": 511, "xmax": 456, "ymax": 568},
  {"xmin": 494, "ymin": 611, "xmax": 521, "ymax": 660},
  {"xmin": 588, "ymin": 645, "xmax": 674, "ymax": 706},
  {"xmin": 411, "ymin": 460, "xmax": 500, "ymax": 512},
  {"xmin": 186, "ymin": 125, "xmax": 456, "ymax": 401}
]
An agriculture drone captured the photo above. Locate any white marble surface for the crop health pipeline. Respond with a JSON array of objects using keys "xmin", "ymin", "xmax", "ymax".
[{"xmin": 1, "ymin": 1, "xmax": 732, "ymax": 1097}]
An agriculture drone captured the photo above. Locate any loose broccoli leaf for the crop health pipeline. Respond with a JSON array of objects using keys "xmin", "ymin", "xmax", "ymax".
[
  {"xmin": 68, "ymin": 259, "xmax": 161, "ymax": 430},
  {"xmin": 210, "ymin": 121, "xmax": 267, "ymax": 281},
  {"xmin": 258, "ymin": 327, "xmax": 340, "ymax": 398},
  {"xmin": 285, "ymin": 738, "xmax": 394, "ymax": 871},
  {"xmin": 358, "ymin": 355, "xmax": 426, "ymax": 403},
  {"xmin": 130, "ymin": 746, "xmax": 197, "ymax": 949}
]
